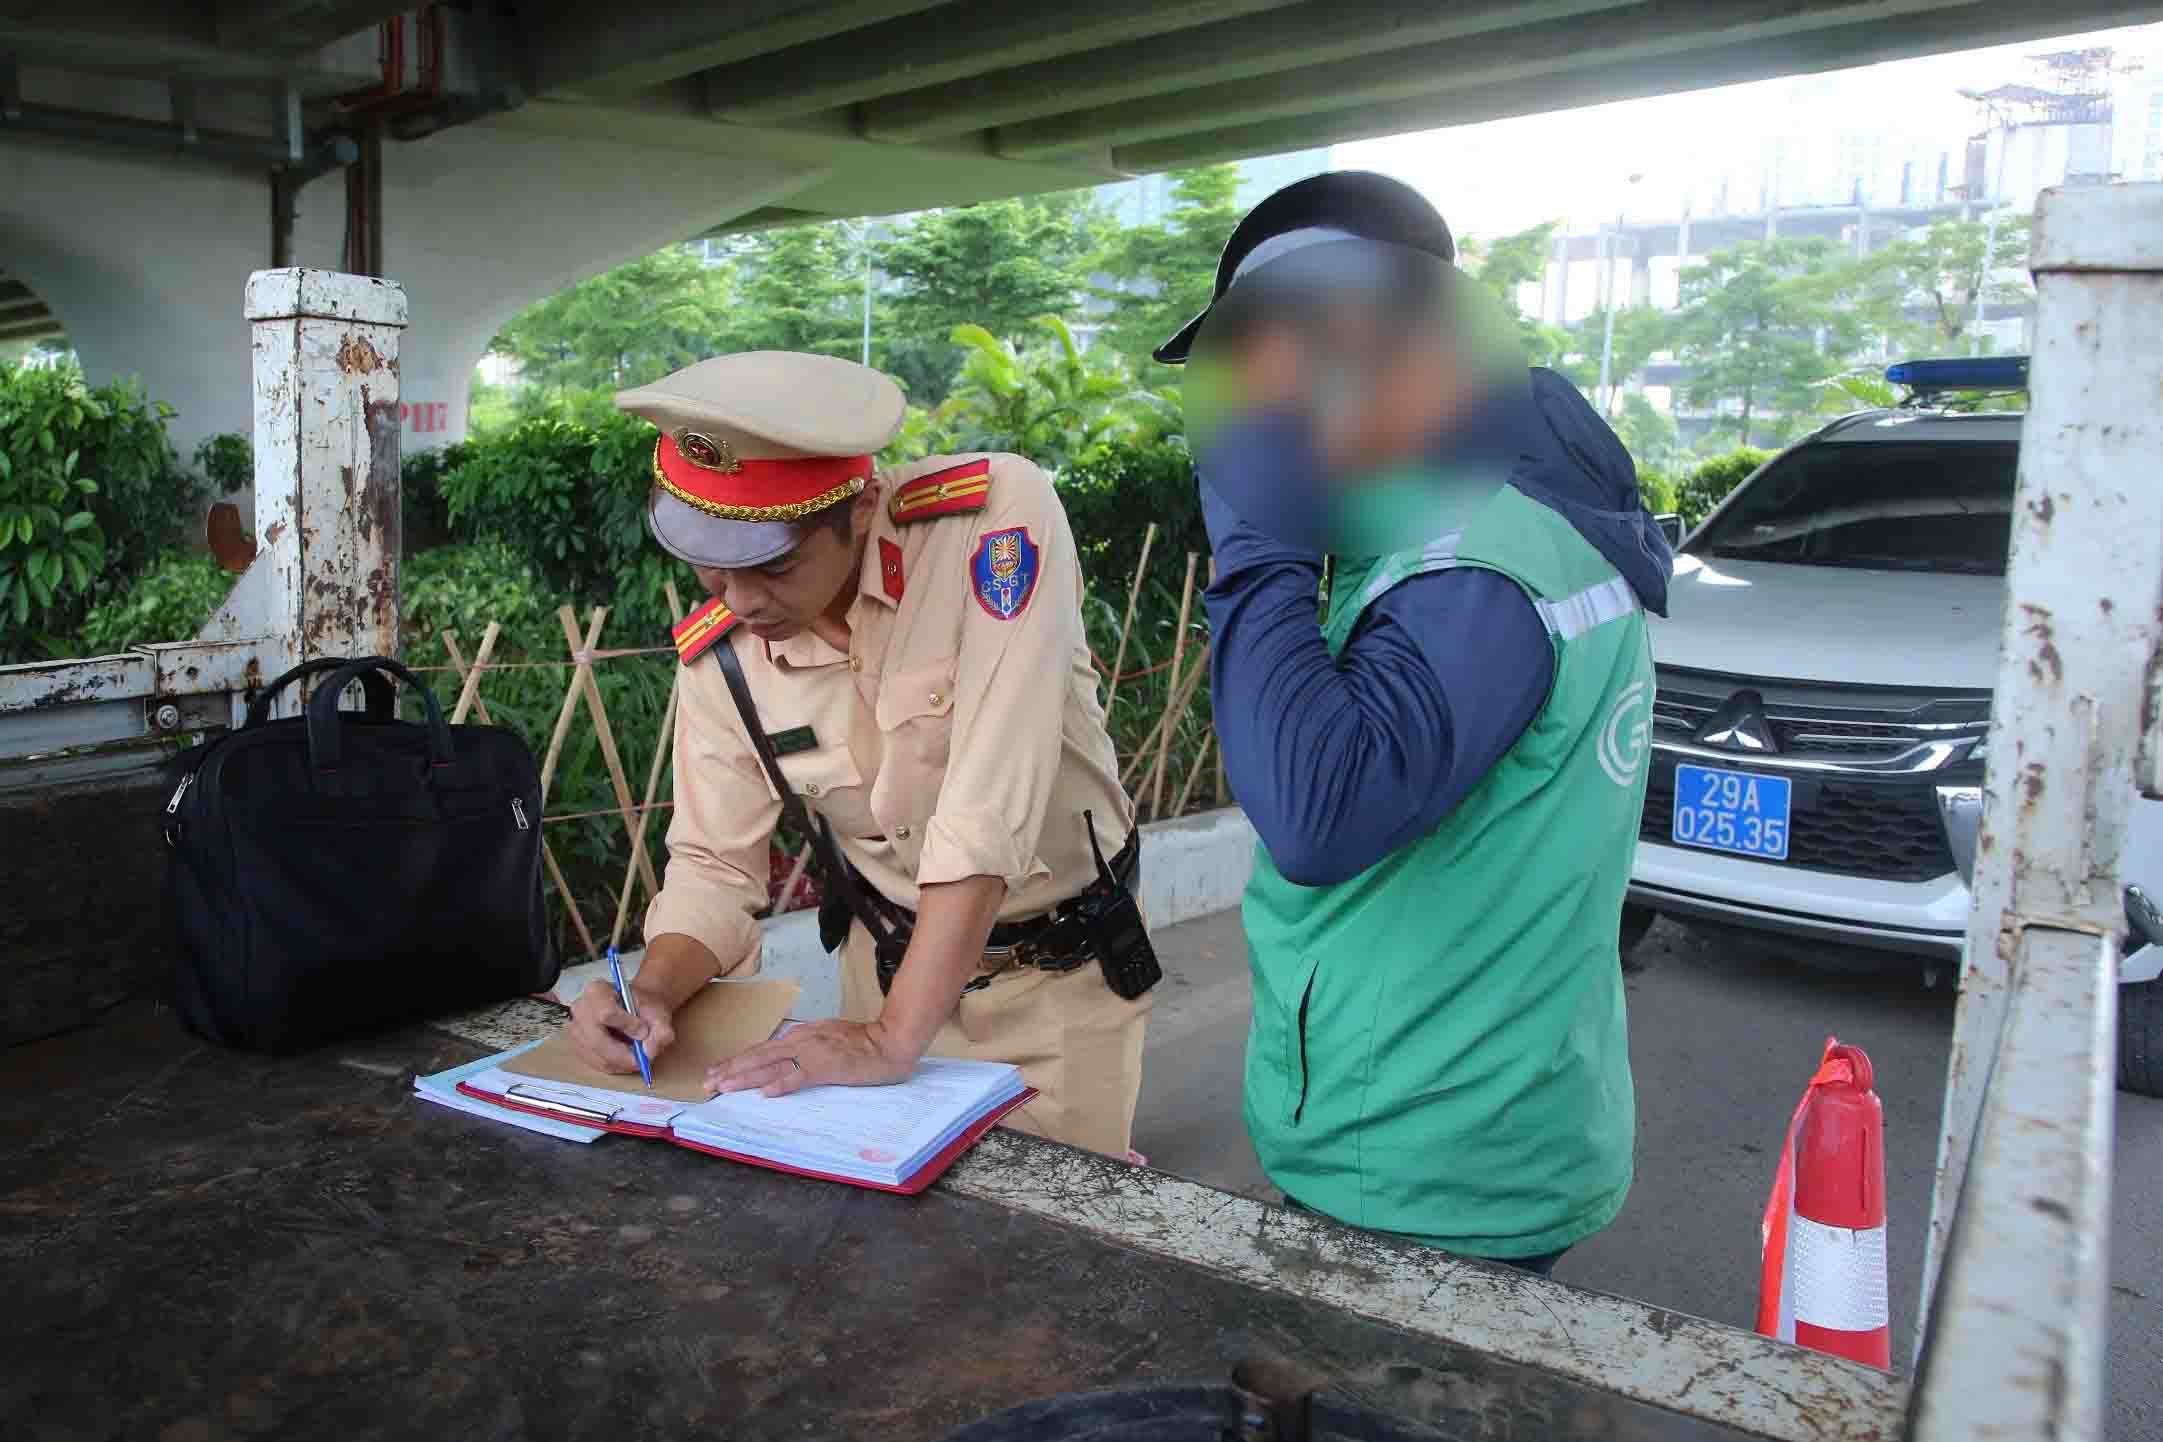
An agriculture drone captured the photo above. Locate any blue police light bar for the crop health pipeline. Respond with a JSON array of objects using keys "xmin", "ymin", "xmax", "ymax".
[{"xmin": 1884, "ymin": 356, "xmax": 2029, "ymax": 392}]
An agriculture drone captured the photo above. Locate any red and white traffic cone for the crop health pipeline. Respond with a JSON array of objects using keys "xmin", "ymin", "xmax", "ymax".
[{"xmin": 1756, "ymin": 1037, "xmax": 1890, "ymax": 1368}]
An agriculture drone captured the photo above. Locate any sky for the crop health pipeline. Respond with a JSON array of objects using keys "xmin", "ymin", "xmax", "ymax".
[{"xmin": 1336, "ymin": 21, "xmax": 2163, "ymax": 242}]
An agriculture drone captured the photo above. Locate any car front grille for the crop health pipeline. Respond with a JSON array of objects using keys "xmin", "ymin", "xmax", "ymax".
[{"xmin": 1650, "ymin": 673, "xmax": 1989, "ymax": 767}]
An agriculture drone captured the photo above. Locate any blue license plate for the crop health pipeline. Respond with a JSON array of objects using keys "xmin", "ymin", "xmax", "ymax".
[{"xmin": 1672, "ymin": 764, "xmax": 1792, "ymax": 861}]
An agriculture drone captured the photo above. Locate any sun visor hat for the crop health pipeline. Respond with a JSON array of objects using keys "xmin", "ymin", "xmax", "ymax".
[{"xmin": 1154, "ymin": 170, "xmax": 1455, "ymax": 365}]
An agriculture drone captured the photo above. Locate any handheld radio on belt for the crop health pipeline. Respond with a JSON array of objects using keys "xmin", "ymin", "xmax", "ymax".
[{"xmin": 712, "ymin": 642, "xmax": 1160, "ymax": 1002}]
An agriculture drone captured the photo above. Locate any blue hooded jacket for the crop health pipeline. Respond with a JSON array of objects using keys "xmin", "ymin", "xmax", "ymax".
[{"xmin": 1202, "ymin": 368, "xmax": 1670, "ymax": 885}]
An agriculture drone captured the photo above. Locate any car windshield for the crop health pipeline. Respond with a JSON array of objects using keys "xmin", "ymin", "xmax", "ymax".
[{"xmin": 1689, "ymin": 439, "xmax": 2017, "ymax": 575}]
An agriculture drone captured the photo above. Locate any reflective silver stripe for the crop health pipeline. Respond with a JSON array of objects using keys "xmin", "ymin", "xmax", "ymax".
[
  {"xmin": 1355, "ymin": 531, "xmax": 1464, "ymax": 611},
  {"xmin": 1535, "ymin": 575, "xmax": 1639, "ymax": 639}
]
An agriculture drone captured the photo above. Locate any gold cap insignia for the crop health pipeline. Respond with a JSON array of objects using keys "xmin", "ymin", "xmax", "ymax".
[{"xmin": 674, "ymin": 430, "xmax": 740, "ymax": 474}]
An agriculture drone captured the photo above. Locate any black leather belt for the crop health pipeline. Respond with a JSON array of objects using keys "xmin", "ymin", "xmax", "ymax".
[{"xmin": 858, "ymin": 826, "xmax": 1141, "ymax": 992}]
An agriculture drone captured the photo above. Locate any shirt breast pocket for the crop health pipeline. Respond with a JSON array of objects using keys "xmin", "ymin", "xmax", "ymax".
[
  {"xmin": 771, "ymin": 737, "xmax": 864, "ymax": 812},
  {"xmin": 874, "ymin": 657, "xmax": 958, "ymax": 779}
]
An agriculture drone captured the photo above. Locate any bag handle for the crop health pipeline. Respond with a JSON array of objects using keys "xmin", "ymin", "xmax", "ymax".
[
  {"xmin": 305, "ymin": 656, "xmax": 455, "ymax": 772},
  {"xmin": 247, "ymin": 657, "xmax": 396, "ymax": 728}
]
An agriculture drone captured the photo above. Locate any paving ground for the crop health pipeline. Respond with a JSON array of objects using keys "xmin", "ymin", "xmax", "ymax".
[{"xmin": 1132, "ymin": 909, "xmax": 2163, "ymax": 1441}]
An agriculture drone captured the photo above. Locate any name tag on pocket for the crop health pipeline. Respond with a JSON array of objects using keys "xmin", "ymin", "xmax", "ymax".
[{"xmin": 770, "ymin": 725, "xmax": 819, "ymax": 757}]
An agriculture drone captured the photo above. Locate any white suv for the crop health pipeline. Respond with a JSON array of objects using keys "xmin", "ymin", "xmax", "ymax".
[{"xmin": 1625, "ymin": 365, "xmax": 2163, "ymax": 1096}]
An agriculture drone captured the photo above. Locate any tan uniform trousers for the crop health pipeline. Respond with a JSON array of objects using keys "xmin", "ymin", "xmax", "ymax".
[{"xmin": 837, "ymin": 923, "xmax": 1151, "ymax": 1158}]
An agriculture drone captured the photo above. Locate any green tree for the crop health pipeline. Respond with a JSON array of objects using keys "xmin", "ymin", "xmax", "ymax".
[
  {"xmin": 1611, "ymin": 391, "xmax": 1681, "ymax": 473},
  {"xmin": 1556, "ymin": 305, "xmax": 1671, "ymax": 403},
  {"xmin": 1461, "ymin": 220, "xmax": 1570, "ymax": 365},
  {"xmin": 1844, "ymin": 215, "xmax": 2036, "ymax": 356},
  {"xmin": 876, "ymin": 193, "xmax": 1103, "ymax": 402},
  {"xmin": 714, "ymin": 225, "xmax": 863, "ymax": 360},
  {"xmin": 1092, "ymin": 165, "xmax": 1244, "ymax": 375},
  {"xmin": 1673, "ymin": 237, "xmax": 1860, "ymax": 449},
  {"xmin": 490, "ymin": 247, "xmax": 735, "ymax": 396}
]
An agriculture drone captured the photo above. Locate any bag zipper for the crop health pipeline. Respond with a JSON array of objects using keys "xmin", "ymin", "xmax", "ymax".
[
  {"xmin": 511, "ymin": 797, "xmax": 530, "ymax": 830},
  {"xmin": 162, "ymin": 770, "xmax": 196, "ymax": 847}
]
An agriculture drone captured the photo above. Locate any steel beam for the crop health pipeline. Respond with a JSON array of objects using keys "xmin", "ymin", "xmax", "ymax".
[
  {"xmin": 0, "ymin": 17, "xmax": 375, "ymax": 95},
  {"xmin": 1109, "ymin": 0, "xmax": 2163, "ymax": 171},
  {"xmin": 700, "ymin": 0, "xmax": 1296, "ymax": 121},
  {"xmin": 859, "ymin": 0, "xmax": 1634, "ymax": 143},
  {"xmin": 523, "ymin": 0, "xmax": 956, "ymax": 100},
  {"xmin": 1915, "ymin": 182, "xmax": 2163, "ymax": 1393},
  {"xmin": 995, "ymin": 0, "xmax": 1981, "ymax": 160},
  {"xmin": 213, "ymin": 0, "xmax": 412, "ymax": 54}
]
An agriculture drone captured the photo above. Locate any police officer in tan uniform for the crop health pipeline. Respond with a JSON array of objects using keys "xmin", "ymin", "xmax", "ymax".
[{"xmin": 564, "ymin": 351, "xmax": 1157, "ymax": 1159}]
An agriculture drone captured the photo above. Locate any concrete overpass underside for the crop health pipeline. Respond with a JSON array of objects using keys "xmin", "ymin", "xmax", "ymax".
[{"xmin": 2, "ymin": 0, "xmax": 2158, "ymax": 469}]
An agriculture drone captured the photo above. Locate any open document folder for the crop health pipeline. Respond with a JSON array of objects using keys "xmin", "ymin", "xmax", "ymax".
[{"xmin": 415, "ymin": 984, "xmax": 1032, "ymax": 1194}]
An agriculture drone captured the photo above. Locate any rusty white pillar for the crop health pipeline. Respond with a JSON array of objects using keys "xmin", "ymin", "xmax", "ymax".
[
  {"xmin": 218, "ymin": 269, "xmax": 407, "ymax": 718},
  {"xmin": 1911, "ymin": 183, "xmax": 2163, "ymax": 1441}
]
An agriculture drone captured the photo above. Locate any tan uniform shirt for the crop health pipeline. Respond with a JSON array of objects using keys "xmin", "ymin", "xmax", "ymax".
[{"xmin": 644, "ymin": 452, "xmax": 1133, "ymax": 973}]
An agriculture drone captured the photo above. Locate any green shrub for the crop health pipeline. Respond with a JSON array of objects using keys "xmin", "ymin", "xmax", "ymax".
[
  {"xmin": 1057, "ymin": 437, "xmax": 1204, "ymax": 605},
  {"xmin": 434, "ymin": 411, "xmax": 688, "ymax": 637},
  {"xmin": 1676, "ymin": 447, "xmax": 1771, "ymax": 529},
  {"xmin": 76, "ymin": 550, "xmax": 234, "ymax": 653},
  {"xmin": 1636, "ymin": 467, "xmax": 1679, "ymax": 516},
  {"xmin": 400, "ymin": 441, "xmax": 468, "ymax": 550},
  {"xmin": 0, "ymin": 361, "xmax": 198, "ymax": 661}
]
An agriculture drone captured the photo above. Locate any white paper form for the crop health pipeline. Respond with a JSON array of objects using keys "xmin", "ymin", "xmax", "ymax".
[{"xmin": 672, "ymin": 1057, "xmax": 1023, "ymax": 1184}]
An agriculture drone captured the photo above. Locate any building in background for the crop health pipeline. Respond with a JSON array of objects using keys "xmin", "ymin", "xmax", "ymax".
[{"xmin": 1546, "ymin": 46, "xmax": 2144, "ymax": 445}]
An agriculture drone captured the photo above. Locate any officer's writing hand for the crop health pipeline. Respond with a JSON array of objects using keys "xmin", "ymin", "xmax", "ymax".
[
  {"xmin": 704, "ymin": 1018, "xmax": 916, "ymax": 1098},
  {"xmin": 567, "ymin": 978, "xmax": 678, "ymax": 1075}
]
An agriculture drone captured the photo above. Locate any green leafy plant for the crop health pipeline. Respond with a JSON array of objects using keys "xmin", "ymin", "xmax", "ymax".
[
  {"xmin": 0, "ymin": 361, "xmax": 195, "ymax": 661},
  {"xmin": 936, "ymin": 317, "xmax": 1175, "ymax": 471},
  {"xmin": 76, "ymin": 550, "xmax": 233, "ymax": 654}
]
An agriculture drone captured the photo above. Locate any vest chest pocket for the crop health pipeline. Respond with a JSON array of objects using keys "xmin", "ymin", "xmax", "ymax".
[{"xmin": 1248, "ymin": 951, "xmax": 1322, "ymax": 1126}]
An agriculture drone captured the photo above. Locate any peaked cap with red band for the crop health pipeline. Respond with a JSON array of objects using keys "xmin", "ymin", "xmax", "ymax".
[{"xmin": 616, "ymin": 351, "xmax": 906, "ymax": 570}]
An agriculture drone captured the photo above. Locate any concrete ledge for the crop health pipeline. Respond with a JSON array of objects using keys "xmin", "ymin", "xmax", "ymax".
[{"xmin": 549, "ymin": 807, "xmax": 1257, "ymax": 1018}]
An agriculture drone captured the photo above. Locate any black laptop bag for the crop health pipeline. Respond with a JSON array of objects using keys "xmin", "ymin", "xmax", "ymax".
[{"xmin": 162, "ymin": 655, "xmax": 557, "ymax": 1052}]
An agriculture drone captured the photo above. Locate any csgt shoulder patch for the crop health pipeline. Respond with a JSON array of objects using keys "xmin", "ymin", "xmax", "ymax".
[
  {"xmin": 672, "ymin": 598, "xmax": 739, "ymax": 665},
  {"xmin": 890, "ymin": 458, "xmax": 992, "ymax": 525},
  {"xmin": 972, "ymin": 526, "xmax": 1040, "ymax": 621}
]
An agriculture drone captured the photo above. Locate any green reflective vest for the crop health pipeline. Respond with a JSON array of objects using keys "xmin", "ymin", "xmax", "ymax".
[{"xmin": 1242, "ymin": 484, "xmax": 1650, "ymax": 1258}]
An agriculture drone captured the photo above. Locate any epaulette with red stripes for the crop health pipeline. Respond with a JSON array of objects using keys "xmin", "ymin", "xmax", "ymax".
[
  {"xmin": 672, "ymin": 598, "xmax": 739, "ymax": 665},
  {"xmin": 888, "ymin": 457, "xmax": 992, "ymax": 525}
]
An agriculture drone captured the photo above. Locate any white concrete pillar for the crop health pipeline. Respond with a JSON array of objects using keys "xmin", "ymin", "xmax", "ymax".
[{"xmin": 209, "ymin": 269, "xmax": 407, "ymax": 713}]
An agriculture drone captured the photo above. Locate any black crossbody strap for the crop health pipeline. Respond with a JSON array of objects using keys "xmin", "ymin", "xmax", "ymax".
[
  {"xmin": 712, "ymin": 639, "xmax": 814, "ymax": 839},
  {"xmin": 710, "ymin": 641, "xmax": 898, "ymax": 954}
]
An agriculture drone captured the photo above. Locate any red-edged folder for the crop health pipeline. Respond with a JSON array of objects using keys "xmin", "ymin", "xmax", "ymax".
[{"xmin": 455, "ymin": 1078, "xmax": 1035, "ymax": 1196}]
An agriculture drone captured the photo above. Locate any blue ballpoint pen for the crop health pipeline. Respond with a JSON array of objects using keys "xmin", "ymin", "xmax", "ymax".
[{"xmin": 608, "ymin": 946, "xmax": 654, "ymax": 1089}]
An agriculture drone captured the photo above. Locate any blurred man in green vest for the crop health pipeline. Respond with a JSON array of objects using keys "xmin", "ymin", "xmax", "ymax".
[{"xmin": 1159, "ymin": 173, "xmax": 1671, "ymax": 1276}]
